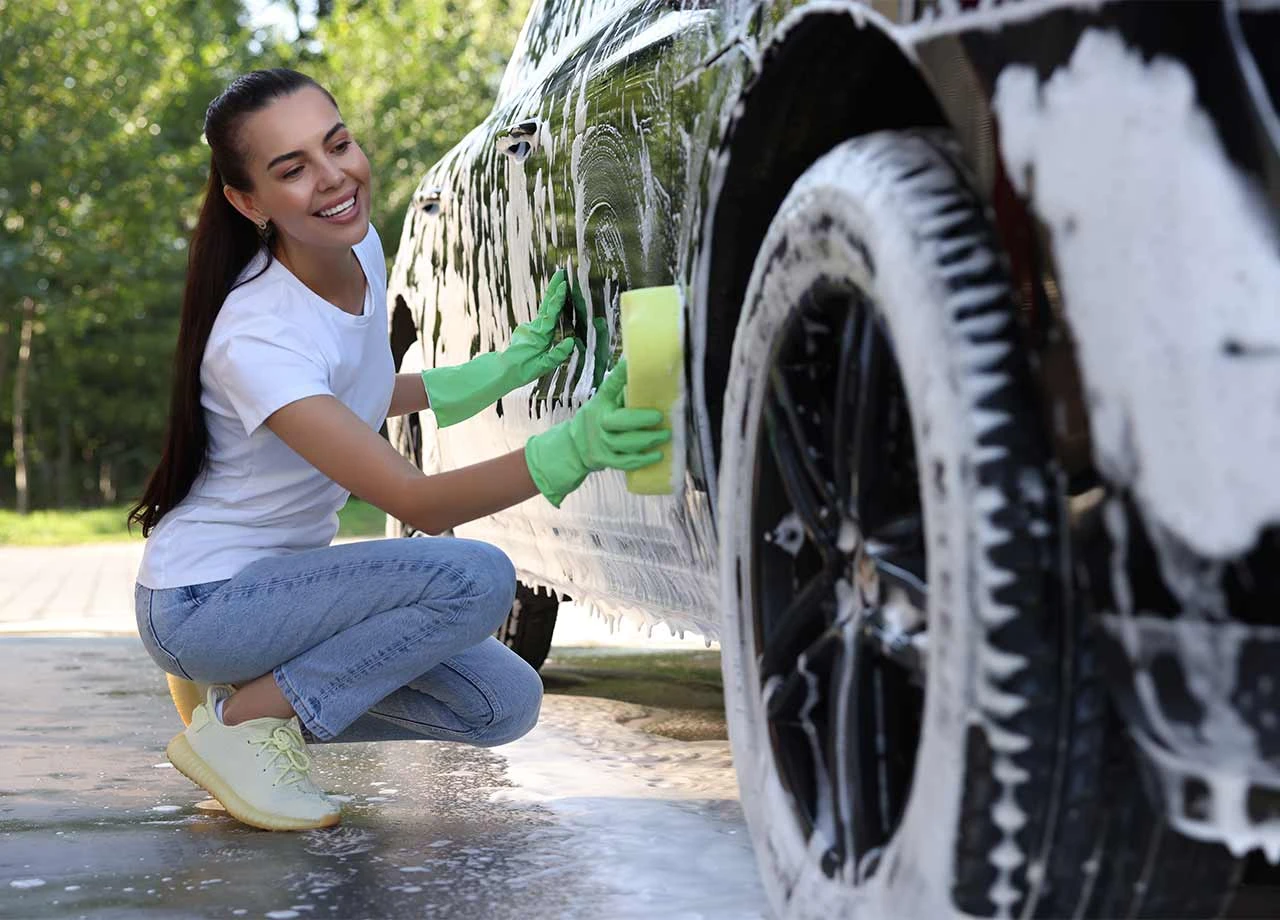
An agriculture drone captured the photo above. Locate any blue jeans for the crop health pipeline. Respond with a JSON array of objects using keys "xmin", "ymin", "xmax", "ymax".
[{"xmin": 134, "ymin": 537, "xmax": 541, "ymax": 746}]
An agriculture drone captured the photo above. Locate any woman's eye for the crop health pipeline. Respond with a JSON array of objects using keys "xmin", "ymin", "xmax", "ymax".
[
  {"xmin": 335, "ymin": 141, "xmax": 351, "ymax": 153},
  {"xmin": 283, "ymin": 166, "xmax": 302, "ymax": 179}
]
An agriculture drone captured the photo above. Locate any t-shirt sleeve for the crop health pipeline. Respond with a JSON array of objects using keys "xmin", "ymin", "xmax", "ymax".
[{"xmin": 206, "ymin": 318, "xmax": 333, "ymax": 437}]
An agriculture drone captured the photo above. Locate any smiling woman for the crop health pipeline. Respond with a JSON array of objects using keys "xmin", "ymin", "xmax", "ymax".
[
  {"xmin": 122, "ymin": 68, "xmax": 668, "ymax": 835},
  {"xmin": 219, "ymin": 86, "xmax": 373, "ymax": 313}
]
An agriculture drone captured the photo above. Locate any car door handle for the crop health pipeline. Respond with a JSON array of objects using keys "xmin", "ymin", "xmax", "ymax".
[
  {"xmin": 415, "ymin": 186, "xmax": 444, "ymax": 215},
  {"xmin": 496, "ymin": 119, "xmax": 540, "ymax": 162}
]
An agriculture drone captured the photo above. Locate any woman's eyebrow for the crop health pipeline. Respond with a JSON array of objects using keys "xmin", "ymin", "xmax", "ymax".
[{"xmin": 266, "ymin": 122, "xmax": 346, "ymax": 170}]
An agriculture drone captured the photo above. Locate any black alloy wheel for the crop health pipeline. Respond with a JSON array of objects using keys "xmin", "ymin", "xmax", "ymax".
[{"xmin": 752, "ymin": 280, "xmax": 926, "ymax": 883}]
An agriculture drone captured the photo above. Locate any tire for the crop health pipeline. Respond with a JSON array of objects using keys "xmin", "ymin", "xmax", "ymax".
[{"xmin": 716, "ymin": 131, "xmax": 1239, "ymax": 919}]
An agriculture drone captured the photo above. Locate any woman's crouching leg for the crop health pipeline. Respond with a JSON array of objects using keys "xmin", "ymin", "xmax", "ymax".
[{"xmin": 352, "ymin": 637, "xmax": 543, "ymax": 747}]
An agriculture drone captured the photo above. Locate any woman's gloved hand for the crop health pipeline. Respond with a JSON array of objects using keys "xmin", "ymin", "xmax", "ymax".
[
  {"xmin": 421, "ymin": 269, "xmax": 576, "ymax": 427},
  {"xmin": 525, "ymin": 360, "xmax": 670, "ymax": 507}
]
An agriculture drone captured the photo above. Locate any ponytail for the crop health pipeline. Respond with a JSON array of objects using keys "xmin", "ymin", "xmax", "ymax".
[{"xmin": 128, "ymin": 69, "xmax": 337, "ymax": 536}]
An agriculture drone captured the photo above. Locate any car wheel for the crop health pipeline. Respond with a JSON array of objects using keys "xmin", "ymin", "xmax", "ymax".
[{"xmin": 716, "ymin": 131, "xmax": 1239, "ymax": 918}]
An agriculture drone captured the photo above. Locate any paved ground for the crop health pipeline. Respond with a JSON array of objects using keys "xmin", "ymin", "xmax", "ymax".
[
  {"xmin": 0, "ymin": 543, "xmax": 144, "ymax": 634},
  {"xmin": 0, "ymin": 541, "xmax": 759, "ymax": 919},
  {"xmin": 0, "ymin": 636, "xmax": 761, "ymax": 919}
]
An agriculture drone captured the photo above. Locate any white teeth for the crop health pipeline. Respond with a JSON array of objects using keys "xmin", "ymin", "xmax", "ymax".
[{"xmin": 318, "ymin": 195, "xmax": 355, "ymax": 218}]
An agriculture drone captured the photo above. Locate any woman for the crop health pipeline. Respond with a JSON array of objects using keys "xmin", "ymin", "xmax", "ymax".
[{"xmin": 127, "ymin": 69, "xmax": 667, "ymax": 832}]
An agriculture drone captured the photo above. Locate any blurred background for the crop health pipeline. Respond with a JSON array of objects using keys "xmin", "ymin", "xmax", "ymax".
[{"xmin": 0, "ymin": 0, "xmax": 527, "ymax": 537}]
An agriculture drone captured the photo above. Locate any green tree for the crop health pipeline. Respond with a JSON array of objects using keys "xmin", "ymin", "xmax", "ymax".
[
  {"xmin": 0, "ymin": 0, "xmax": 256, "ymax": 510},
  {"xmin": 0, "ymin": 0, "xmax": 526, "ymax": 514}
]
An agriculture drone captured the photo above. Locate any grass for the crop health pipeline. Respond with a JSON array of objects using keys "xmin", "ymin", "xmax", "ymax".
[
  {"xmin": 0, "ymin": 498, "xmax": 389, "ymax": 546},
  {"xmin": 333, "ymin": 498, "xmax": 388, "ymax": 538}
]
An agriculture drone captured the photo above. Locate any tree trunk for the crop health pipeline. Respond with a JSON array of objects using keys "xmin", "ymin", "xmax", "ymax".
[
  {"xmin": 0, "ymin": 314, "xmax": 11, "ymax": 416},
  {"xmin": 13, "ymin": 297, "xmax": 34, "ymax": 514},
  {"xmin": 56, "ymin": 412, "xmax": 70, "ymax": 507},
  {"xmin": 99, "ymin": 458, "xmax": 115, "ymax": 505}
]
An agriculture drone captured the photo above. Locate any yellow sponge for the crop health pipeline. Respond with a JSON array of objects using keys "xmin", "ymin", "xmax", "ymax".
[{"xmin": 620, "ymin": 285, "xmax": 683, "ymax": 495}]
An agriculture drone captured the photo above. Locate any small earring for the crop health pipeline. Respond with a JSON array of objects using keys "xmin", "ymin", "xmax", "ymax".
[{"xmin": 254, "ymin": 217, "xmax": 268, "ymax": 230}]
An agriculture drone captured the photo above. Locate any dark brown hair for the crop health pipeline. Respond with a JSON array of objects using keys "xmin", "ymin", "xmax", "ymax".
[{"xmin": 128, "ymin": 69, "xmax": 338, "ymax": 536}]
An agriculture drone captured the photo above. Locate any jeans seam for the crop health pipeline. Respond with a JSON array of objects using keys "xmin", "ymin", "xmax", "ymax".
[
  {"xmin": 273, "ymin": 664, "xmax": 329, "ymax": 740},
  {"xmin": 184, "ymin": 580, "xmax": 230, "ymax": 607},
  {"xmin": 440, "ymin": 658, "xmax": 503, "ymax": 725},
  {"xmin": 145, "ymin": 593, "xmax": 192, "ymax": 680},
  {"xmin": 367, "ymin": 706, "xmax": 486, "ymax": 741}
]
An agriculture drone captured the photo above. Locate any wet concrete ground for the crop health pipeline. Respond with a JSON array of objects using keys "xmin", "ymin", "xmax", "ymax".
[
  {"xmin": 4, "ymin": 543, "xmax": 1279, "ymax": 918},
  {"xmin": 1, "ymin": 636, "xmax": 765, "ymax": 919}
]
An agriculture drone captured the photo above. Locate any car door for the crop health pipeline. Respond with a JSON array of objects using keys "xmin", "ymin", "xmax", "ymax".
[{"xmin": 421, "ymin": 0, "xmax": 724, "ymax": 626}]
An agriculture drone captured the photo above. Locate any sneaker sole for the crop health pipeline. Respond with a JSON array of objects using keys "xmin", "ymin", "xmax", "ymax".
[{"xmin": 165, "ymin": 734, "xmax": 341, "ymax": 832}]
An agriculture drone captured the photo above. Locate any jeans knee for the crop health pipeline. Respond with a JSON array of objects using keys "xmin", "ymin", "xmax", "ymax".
[
  {"xmin": 467, "ymin": 541, "xmax": 516, "ymax": 630},
  {"xmin": 476, "ymin": 664, "xmax": 542, "ymax": 747}
]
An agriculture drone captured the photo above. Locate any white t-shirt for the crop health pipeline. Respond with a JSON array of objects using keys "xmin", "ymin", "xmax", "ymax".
[{"xmin": 137, "ymin": 224, "xmax": 395, "ymax": 589}]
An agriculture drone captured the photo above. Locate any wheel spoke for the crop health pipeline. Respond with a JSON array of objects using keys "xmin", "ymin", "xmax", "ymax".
[
  {"xmin": 848, "ymin": 312, "xmax": 885, "ymax": 529},
  {"xmin": 870, "ymin": 663, "xmax": 893, "ymax": 839},
  {"xmin": 831, "ymin": 306, "xmax": 863, "ymax": 509},
  {"xmin": 871, "ymin": 510, "xmax": 924, "ymax": 546},
  {"xmin": 865, "ymin": 511, "xmax": 926, "ymax": 603},
  {"xmin": 866, "ymin": 542, "xmax": 927, "ymax": 614},
  {"xmin": 759, "ymin": 565, "xmax": 835, "ymax": 682},
  {"xmin": 764, "ymin": 667, "xmax": 807, "ymax": 723},
  {"xmin": 828, "ymin": 619, "xmax": 862, "ymax": 878},
  {"xmin": 766, "ymin": 368, "xmax": 836, "ymax": 542},
  {"xmin": 765, "ymin": 623, "xmax": 840, "ymax": 721}
]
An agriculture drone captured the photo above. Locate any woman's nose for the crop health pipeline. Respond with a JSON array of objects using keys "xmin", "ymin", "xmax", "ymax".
[{"xmin": 318, "ymin": 161, "xmax": 345, "ymax": 188}]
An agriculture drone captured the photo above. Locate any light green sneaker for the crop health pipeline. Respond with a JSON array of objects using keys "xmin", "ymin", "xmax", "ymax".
[{"xmin": 165, "ymin": 684, "xmax": 341, "ymax": 831}]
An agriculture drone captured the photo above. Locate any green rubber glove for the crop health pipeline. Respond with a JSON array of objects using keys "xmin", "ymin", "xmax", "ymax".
[
  {"xmin": 525, "ymin": 359, "xmax": 670, "ymax": 507},
  {"xmin": 421, "ymin": 269, "xmax": 577, "ymax": 427}
]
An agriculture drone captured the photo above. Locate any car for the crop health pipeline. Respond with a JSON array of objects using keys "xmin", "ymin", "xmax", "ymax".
[{"xmin": 384, "ymin": 0, "xmax": 1280, "ymax": 916}]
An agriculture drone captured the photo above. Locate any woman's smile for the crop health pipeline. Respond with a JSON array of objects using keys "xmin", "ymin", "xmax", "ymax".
[{"xmin": 314, "ymin": 187, "xmax": 360, "ymax": 224}]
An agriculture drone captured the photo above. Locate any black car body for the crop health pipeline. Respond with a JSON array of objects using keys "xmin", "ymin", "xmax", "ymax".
[{"xmin": 387, "ymin": 1, "xmax": 1280, "ymax": 916}]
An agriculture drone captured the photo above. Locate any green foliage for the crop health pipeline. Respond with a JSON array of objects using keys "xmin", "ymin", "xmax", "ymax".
[
  {"xmin": 0, "ymin": 0, "xmax": 526, "ymax": 512},
  {"xmin": 333, "ymin": 496, "xmax": 389, "ymax": 538},
  {"xmin": 0, "ymin": 504, "xmax": 146, "ymax": 545},
  {"xmin": 0, "ymin": 497, "xmax": 388, "ymax": 544},
  {"xmin": 0, "ymin": 0, "xmax": 253, "ymax": 507}
]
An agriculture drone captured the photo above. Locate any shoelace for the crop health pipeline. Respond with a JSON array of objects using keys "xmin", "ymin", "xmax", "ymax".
[{"xmin": 250, "ymin": 723, "xmax": 315, "ymax": 789}]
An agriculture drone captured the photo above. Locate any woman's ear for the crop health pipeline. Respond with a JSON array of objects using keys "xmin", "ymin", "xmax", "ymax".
[{"xmin": 223, "ymin": 184, "xmax": 265, "ymax": 226}]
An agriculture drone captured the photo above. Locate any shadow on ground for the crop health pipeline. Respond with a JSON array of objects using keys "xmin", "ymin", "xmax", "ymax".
[{"xmin": 540, "ymin": 648, "xmax": 726, "ymax": 742}]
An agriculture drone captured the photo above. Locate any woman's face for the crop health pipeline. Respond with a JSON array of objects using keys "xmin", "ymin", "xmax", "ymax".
[{"xmin": 225, "ymin": 86, "xmax": 372, "ymax": 251}]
